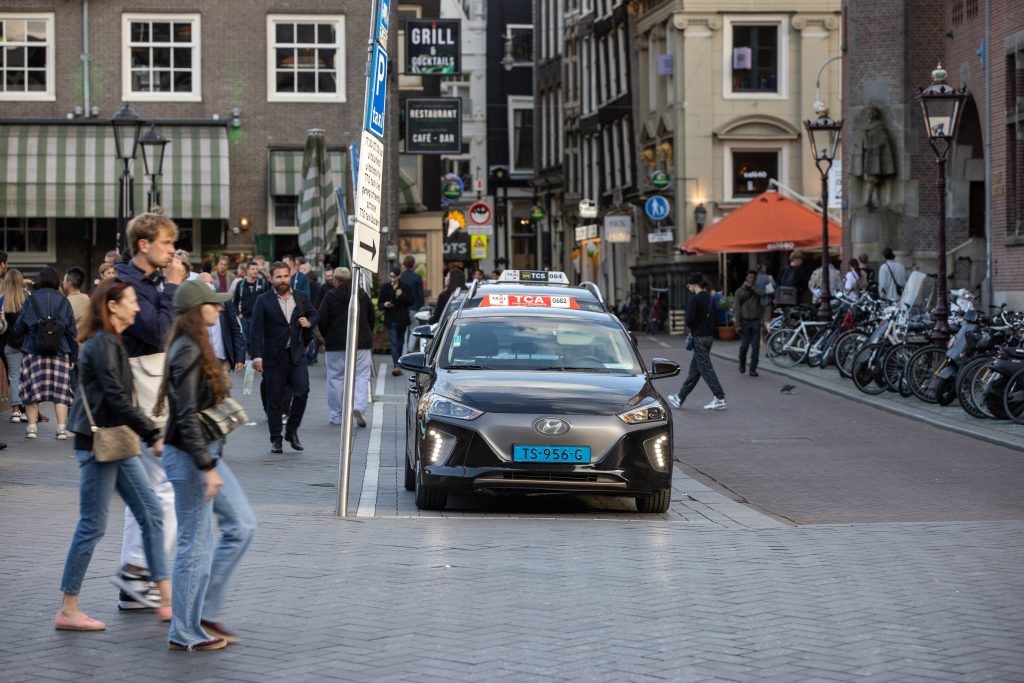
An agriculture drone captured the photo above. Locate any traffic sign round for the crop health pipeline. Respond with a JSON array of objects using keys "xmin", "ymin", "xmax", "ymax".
[
  {"xmin": 468, "ymin": 201, "xmax": 492, "ymax": 225},
  {"xmin": 651, "ymin": 170, "xmax": 670, "ymax": 190},
  {"xmin": 644, "ymin": 195, "xmax": 671, "ymax": 221}
]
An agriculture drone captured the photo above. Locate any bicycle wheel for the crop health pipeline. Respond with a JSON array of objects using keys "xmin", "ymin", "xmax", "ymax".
[
  {"xmin": 766, "ymin": 329, "xmax": 807, "ymax": 367},
  {"xmin": 805, "ymin": 327, "xmax": 830, "ymax": 366},
  {"xmin": 833, "ymin": 330, "xmax": 869, "ymax": 378},
  {"xmin": 852, "ymin": 343, "xmax": 888, "ymax": 395},
  {"xmin": 1003, "ymin": 368, "xmax": 1024, "ymax": 424},
  {"xmin": 881, "ymin": 342, "xmax": 917, "ymax": 393},
  {"xmin": 906, "ymin": 345, "xmax": 946, "ymax": 404},
  {"xmin": 957, "ymin": 357, "xmax": 993, "ymax": 418}
]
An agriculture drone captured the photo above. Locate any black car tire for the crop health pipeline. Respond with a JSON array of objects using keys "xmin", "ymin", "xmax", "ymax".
[
  {"xmin": 415, "ymin": 466, "xmax": 448, "ymax": 510},
  {"xmin": 404, "ymin": 453, "xmax": 416, "ymax": 491},
  {"xmin": 636, "ymin": 488, "xmax": 670, "ymax": 513}
]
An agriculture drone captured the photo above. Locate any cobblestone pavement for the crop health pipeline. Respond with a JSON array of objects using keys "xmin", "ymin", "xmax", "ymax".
[{"xmin": 2, "ymin": 355, "xmax": 1022, "ymax": 681}]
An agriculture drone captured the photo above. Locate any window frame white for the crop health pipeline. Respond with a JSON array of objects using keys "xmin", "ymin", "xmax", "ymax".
[
  {"xmin": 0, "ymin": 13, "xmax": 56, "ymax": 102},
  {"xmin": 723, "ymin": 141, "xmax": 789, "ymax": 202},
  {"xmin": 122, "ymin": 13, "xmax": 202, "ymax": 102},
  {"xmin": 266, "ymin": 14, "xmax": 346, "ymax": 104},
  {"xmin": 722, "ymin": 15, "xmax": 788, "ymax": 101},
  {"xmin": 398, "ymin": 5, "xmax": 424, "ymax": 91},
  {"xmin": 508, "ymin": 95, "xmax": 535, "ymax": 174},
  {"xmin": 268, "ymin": 195, "xmax": 300, "ymax": 235},
  {"xmin": 507, "ymin": 24, "xmax": 534, "ymax": 68},
  {"xmin": 0, "ymin": 216, "xmax": 56, "ymax": 264}
]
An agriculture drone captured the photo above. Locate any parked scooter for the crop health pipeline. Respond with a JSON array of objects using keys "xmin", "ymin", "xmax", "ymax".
[{"xmin": 981, "ymin": 345, "xmax": 1024, "ymax": 419}]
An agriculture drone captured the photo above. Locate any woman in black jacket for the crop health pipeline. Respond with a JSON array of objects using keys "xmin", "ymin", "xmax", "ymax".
[
  {"xmin": 58, "ymin": 278, "xmax": 171, "ymax": 631},
  {"xmin": 667, "ymin": 273, "xmax": 727, "ymax": 411},
  {"xmin": 154, "ymin": 280, "xmax": 255, "ymax": 652},
  {"xmin": 430, "ymin": 268, "xmax": 467, "ymax": 325}
]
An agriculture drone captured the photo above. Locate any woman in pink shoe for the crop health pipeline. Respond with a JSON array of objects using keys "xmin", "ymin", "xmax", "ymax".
[{"xmin": 57, "ymin": 278, "xmax": 171, "ymax": 631}]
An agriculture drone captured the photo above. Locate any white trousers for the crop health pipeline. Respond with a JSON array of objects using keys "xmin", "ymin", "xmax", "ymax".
[
  {"xmin": 121, "ymin": 443, "xmax": 176, "ymax": 568},
  {"xmin": 325, "ymin": 349, "xmax": 372, "ymax": 422}
]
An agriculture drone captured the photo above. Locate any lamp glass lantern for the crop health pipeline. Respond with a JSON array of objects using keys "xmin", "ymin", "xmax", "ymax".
[
  {"xmin": 110, "ymin": 105, "xmax": 144, "ymax": 162},
  {"xmin": 916, "ymin": 64, "xmax": 967, "ymax": 155},
  {"xmin": 803, "ymin": 112, "xmax": 843, "ymax": 168},
  {"xmin": 139, "ymin": 125, "xmax": 169, "ymax": 178}
]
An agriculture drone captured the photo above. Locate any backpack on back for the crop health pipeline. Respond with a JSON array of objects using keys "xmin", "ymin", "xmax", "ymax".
[{"xmin": 29, "ymin": 295, "xmax": 67, "ymax": 356}]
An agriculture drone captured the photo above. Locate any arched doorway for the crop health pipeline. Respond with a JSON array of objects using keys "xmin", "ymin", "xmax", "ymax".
[{"xmin": 949, "ymin": 96, "xmax": 986, "ymax": 289}]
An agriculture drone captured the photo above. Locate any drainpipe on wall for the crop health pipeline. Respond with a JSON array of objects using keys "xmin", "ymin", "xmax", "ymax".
[
  {"xmin": 983, "ymin": 0, "xmax": 993, "ymax": 307},
  {"xmin": 81, "ymin": 0, "xmax": 91, "ymax": 116}
]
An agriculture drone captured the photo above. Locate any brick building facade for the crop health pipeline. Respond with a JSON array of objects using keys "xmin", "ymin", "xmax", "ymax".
[
  {"xmin": 842, "ymin": 0, "xmax": 1023, "ymax": 308},
  {"xmin": 0, "ymin": 1, "xmax": 371, "ymax": 277}
]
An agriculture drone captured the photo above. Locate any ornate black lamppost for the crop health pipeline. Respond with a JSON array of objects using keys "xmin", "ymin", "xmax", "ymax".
[
  {"xmin": 916, "ymin": 64, "xmax": 968, "ymax": 344},
  {"xmin": 110, "ymin": 105, "xmax": 144, "ymax": 257},
  {"xmin": 139, "ymin": 125, "xmax": 169, "ymax": 212},
  {"xmin": 803, "ymin": 106, "xmax": 843, "ymax": 321}
]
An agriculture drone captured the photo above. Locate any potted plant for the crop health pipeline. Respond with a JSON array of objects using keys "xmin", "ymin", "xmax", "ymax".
[{"xmin": 716, "ymin": 295, "xmax": 737, "ymax": 341}]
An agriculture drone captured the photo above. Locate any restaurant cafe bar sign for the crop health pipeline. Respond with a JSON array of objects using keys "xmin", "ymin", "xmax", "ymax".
[
  {"xmin": 405, "ymin": 98, "xmax": 462, "ymax": 154},
  {"xmin": 406, "ymin": 19, "xmax": 461, "ymax": 74}
]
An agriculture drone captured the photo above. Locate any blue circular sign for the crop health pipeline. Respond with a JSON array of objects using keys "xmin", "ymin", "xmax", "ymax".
[{"xmin": 645, "ymin": 195, "xmax": 671, "ymax": 221}]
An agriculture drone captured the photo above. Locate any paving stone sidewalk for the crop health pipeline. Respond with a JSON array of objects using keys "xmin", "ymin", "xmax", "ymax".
[{"xmin": 1, "ymin": 357, "xmax": 1022, "ymax": 681}]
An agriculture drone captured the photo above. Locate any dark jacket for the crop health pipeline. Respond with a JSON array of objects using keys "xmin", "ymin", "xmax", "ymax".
[
  {"xmin": 250, "ymin": 289, "xmax": 318, "ymax": 367},
  {"xmin": 318, "ymin": 284, "xmax": 374, "ymax": 351},
  {"xmin": 14, "ymin": 288, "xmax": 78, "ymax": 357},
  {"xmin": 399, "ymin": 268, "xmax": 425, "ymax": 310},
  {"xmin": 233, "ymin": 276, "xmax": 269, "ymax": 318},
  {"xmin": 777, "ymin": 264, "xmax": 808, "ymax": 294},
  {"xmin": 114, "ymin": 261, "xmax": 178, "ymax": 357},
  {"xmin": 163, "ymin": 335, "xmax": 219, "ymax": 470},
  {"xmin": 378, "ymin": 281, "xmax": 413, "ymax": 328},
  {"xmin": 686, "ymin": 290, "xmax": 717, "ymax": 338},
  {"xmin": 734, "ymin": 284, "xmax": 765, "ymax": 322},
  {"xmin": 68, "ymin": 331, "xmax": 160, "ymax": 451},
  {"xmin": 218, "ymin": 299, "xmax": 246, "ymax": 367}
]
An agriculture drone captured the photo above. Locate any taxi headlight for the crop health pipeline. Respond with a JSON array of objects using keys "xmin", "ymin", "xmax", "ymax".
[
  {"xmin": 618, "ymin": 403, "xmax": 668, "ymax": 425},
  {"xmin": 426, "ymin": 394, "xmax": 484, "ymax": 421},
  {"xmin": 643, "ymin": 433, "xmax": 672, "ymax": 472},
  {"xmin": 424, "ymin": 428, "xmax": 457, "ymax": 465}
]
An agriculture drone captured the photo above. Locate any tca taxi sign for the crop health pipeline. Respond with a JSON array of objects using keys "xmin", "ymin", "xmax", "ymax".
[{"xmin": 481, "ymin": 294, "xmax": 579, "ymax": 309}]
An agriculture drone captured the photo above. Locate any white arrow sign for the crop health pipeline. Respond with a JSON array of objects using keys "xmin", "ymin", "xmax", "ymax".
[{"xmin": 352, "ymin": 221, "xmax": 380, "ymax": 272}]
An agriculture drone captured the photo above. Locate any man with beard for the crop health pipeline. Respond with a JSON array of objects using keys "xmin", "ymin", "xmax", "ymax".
[
  {"xmin": 112, "ymin": 213, "xmax": 187, "ymax": 611},
  {"xmin": 251, "ymin": 262, "xmax": 318, "ymax": 454}
]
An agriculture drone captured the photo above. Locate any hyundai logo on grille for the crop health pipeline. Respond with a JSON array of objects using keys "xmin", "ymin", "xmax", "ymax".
[{"xmin": 534, "ymin": 418, "xmax": 570, "ymax": 436}]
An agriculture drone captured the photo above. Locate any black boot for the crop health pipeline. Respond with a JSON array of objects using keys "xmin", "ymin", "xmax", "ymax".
[
  {"xmin": 270, "ymin": 437, "xmax": 283, "ymax": 454},
  {"xmin": 285, "ymin": 431, "xmax": 303, "ymax": 451}
]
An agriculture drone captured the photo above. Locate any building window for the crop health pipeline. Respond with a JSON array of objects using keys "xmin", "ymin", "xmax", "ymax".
[
  {"xmin": 0, "ymin": 14, "xmax": 54, "ymax": 101},
  {"xmin": 509, "ymin": 96, "xmax": 534, "ymax": 173},
  {"xmin": 398, "ymin": 4, "xmax": 423, "ymax": 90},
  {"xmin": 724, "ymin": 17, "xmax": 787, "ymax": 99},
  {"xmin": 267, "ymin": 15, "xmax": 346, "ymax": 102},
  {"xmin": 729, "ymin": 149, "xmax": 780, "ymax": 199},
  {"xmin": 508, "ymin": 25, "xmax": 533, "ymax": 66},
  {"xmin": 1007, "ymin": 52, "xmax": 1024, "ymax": 238},
  {"xmin": 0, "ymin": 216, "xmax": 49, "ymax": 255},
  {"xmin": 273, "ymin": 195, "xmax": 299, "ymax": 232},
  {"xmin": 123, "ymin": 14, "xmax": 201, "ymax": 101}
]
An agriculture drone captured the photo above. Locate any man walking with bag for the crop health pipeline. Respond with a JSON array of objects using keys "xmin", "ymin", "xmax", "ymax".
[{"xmin": 877, "ymin": 247, "xmax": 907, "ymax": 302}]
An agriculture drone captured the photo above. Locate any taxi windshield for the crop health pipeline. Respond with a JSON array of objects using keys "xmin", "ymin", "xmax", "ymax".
[{"xmin": 440, "ymin": 316, "xmax": 641, "ymax": 373}]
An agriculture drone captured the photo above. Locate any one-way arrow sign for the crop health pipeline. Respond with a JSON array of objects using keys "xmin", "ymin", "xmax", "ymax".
[{"xmin": 352, "ymin": 221, "xmax": 380, "ymax": 271}]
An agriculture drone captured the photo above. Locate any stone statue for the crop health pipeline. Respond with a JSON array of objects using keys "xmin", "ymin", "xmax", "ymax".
[{"xmin": 850, "ymin": 106, "xmax": 896, "ymax": 210}]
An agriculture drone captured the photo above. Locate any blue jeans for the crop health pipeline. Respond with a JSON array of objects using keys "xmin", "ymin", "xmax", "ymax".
[
  {"xmin": 388, "ymin": 325, "xmax": 405, "ymax": 366},
  {"xmin": 163, "ymin": 442, "xmax": 256, "ymax": 646},
  {"xmin": 60, "ymin": 450, "xmax": 167, "ymax": 595}
]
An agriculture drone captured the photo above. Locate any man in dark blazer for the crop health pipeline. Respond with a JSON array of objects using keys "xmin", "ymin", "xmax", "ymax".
[{"xmin": 251, "ymin": 261, "xmax": 318, "ymax": 454}]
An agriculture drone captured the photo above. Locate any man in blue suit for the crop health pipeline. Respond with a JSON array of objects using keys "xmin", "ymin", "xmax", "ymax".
[{"xmin": 251, "ymin": 261, "xmax": 318, "ymax": 454}]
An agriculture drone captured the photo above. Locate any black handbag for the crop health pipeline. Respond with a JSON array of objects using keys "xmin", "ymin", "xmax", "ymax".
[{"xmin": 197, "ymin": 397, "xmax": 248, "ymax": 441}]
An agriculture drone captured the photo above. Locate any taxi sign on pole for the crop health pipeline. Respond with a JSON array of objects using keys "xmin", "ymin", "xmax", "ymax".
[
  {"xmin": 354, "ymin": 130, "xmax": 384, "ymax": 235},
  {"xmin": 375, "ymin": 0, "xmax": 391, "ymax": 43},
  {"xmin": 364, "ymin": 42, "xmax": 389, "ymax": 139}
]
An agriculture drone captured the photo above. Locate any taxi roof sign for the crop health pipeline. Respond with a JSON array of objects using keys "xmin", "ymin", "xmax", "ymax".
[
  {"xmin": 497, "ymin": 270, "xmax": 569, "ymax": 284},
  {"xmin": 481, "ymin": 294, "xmax": 580, "ymax": 309}
]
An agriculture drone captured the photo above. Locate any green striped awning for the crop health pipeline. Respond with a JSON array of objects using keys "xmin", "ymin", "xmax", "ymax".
[
  {"xmin": 268, "ymin": 149, "xmax": 346, "ymax": 197},
  {"xmin": 0, "ymin": 123, "xmax": 230, "ymax": 219},
  {"xmin": 399, "ymin": 167, "xmax": 426, "ymax": 213}
]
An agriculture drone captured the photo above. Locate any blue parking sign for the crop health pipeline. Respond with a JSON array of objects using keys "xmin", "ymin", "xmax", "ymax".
[
  {"xmin": 645, "ymin": 195, "xmax": 671, "ymax": 221},
  {"xmin": 376, "ymin": 0, "xmax": 391, "ymax": 44},
  {"xmin": 365, "ymin": 43, "xmax": 388, "ymax": 139}
]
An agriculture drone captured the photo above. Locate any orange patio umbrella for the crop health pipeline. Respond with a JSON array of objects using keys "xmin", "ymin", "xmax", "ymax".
[{"xmin": 679, "ymin": 191, "xmax": 841, "ymax": 254}]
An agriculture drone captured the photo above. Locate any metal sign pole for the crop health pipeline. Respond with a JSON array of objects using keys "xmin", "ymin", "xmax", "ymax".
[{"xmin": 335, "ymin": 265, "xmax": 363, "ymax": 517}]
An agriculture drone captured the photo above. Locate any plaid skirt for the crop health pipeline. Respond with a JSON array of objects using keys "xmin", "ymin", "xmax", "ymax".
[{"xmin": 19, "ymin": 353, "xmax": 74, "ymax": 406}]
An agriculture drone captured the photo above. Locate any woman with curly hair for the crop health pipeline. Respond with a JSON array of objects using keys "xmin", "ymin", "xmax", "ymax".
[{"xmin": 155, "ymin": 280, "xmax": 256, "ymax": 652}]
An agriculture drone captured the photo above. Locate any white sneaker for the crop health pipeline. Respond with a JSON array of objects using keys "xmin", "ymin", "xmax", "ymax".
[
  {"xmin": 26, "ymin": 425, "xmax": 37, "ymax": 439},
  {"xmin": 666, "ymin": 394, "xmax": 681, "ymax": 409},
  {"xmin": 9, "ymin": 412, "xmax": 22, "ymax": 423},
  {"xmin": 703, "ymin": 398, "xmax": 727, "ymax": 410},
  {"xmin": 56, "ymin": 426, "xmax": 68, "ymax": 440}
]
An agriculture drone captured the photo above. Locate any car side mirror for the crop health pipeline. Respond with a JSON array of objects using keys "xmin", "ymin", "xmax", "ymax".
[
  {"xmin": 648, "ymin": 357, "xmax": 680, "ymax": 380},
  {"xmin": 411, "ymin": 324, "xmax": 434, "ymax": 339},
  {"xmin": 398, "ymin": 352, "xmax": 434, "ymax": 376}
]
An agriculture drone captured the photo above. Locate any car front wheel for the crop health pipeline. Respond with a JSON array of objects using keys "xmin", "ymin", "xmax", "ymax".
[
  {"xmin": 636, "ymin": 488, "xmax": 670, "ymax": 513},
  {"xmin": 415, "ymin": 467, "xmax": 448, "ymax": 510},
  {"xmin": 404, "ymin": 453, "xmax": 416, "ymax": 491}
]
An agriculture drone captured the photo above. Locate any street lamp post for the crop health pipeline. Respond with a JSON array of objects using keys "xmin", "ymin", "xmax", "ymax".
[
  {"xmin": 916, "ymin": 64, "xmax": 968, "ymax": 345},
  {"xmin": 803, "ymin": 107, "xmax": 843, "ymax": 322},
  {"xmin": 110, "ymin": 105, "xmax": 144, "ymax": 258},
  {"xmin": 139, "ymin": 125, "xmax": 169, "ymax": 213}
]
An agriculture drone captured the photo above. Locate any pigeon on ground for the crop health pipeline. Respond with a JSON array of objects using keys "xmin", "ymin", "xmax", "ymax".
[{"xmin": 780, "ymin": 384, "xmax": 797, "ymax": 394}]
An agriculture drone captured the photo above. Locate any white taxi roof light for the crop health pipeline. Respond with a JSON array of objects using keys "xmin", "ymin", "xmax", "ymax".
[{"xmin": 497, "ymin": 270, "xmax": 569, "ymax": 284}]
